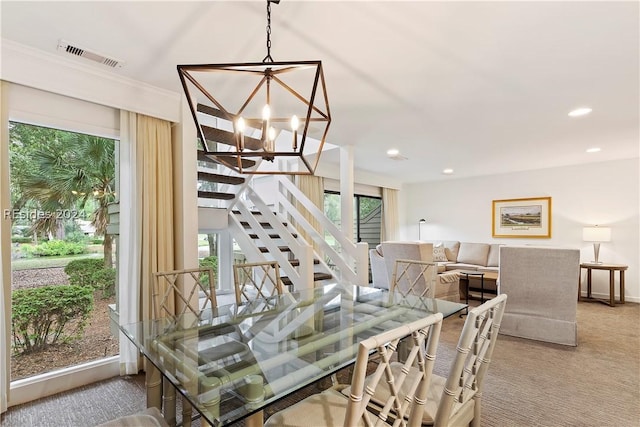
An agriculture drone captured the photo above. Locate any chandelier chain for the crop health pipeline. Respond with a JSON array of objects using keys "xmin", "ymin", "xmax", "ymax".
[{"xmin": 263, "ymin": 0, "xmax": 274, "ymax": 63}]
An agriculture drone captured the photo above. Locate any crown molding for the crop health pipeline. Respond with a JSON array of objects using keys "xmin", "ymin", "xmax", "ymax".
[{"xmin": 1, "ymin": 39, "xmax": 180, "ymax": 122}]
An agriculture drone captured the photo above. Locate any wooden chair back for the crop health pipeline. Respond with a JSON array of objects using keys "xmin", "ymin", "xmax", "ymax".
[
  {"xmin": 233, "ymin": 261, "xmax": 284, "ymax": 306},
  {"xmin": 345, "ymin": 312, "xmax": 443, "ymax": 427},
  {"xmin": 391, "ymin": 259, "xmax": 437, "ymax": 299},
  {"xmin": 152, "ymin": 267, "xmax": 217, "ymax": 320},
  {"xmin": 435, "ymin": 293, "xmax": 508, "ymax": 426}
]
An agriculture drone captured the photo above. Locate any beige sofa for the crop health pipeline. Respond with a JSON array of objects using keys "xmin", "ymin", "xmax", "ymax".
[{"xmin": 370, "ymin": 240, "xmax": 502, "ymax": 300}]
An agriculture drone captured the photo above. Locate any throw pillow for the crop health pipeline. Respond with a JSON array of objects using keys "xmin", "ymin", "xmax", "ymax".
[{"xmin": 433, "ymin": 246, "xmax": 448, "ymax": 262}]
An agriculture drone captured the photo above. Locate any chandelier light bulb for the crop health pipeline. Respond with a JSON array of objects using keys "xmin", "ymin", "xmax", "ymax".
[
  {"xmin": 237, "ymin": 117, "xmax": 246, "ymax": 132},
  {"xmin": 291, "ymin": 115, "xmax": 299, "ymax": 150},
  {"xmin": 236, "ymin": 117, "xmax": 246, "ymax": 150},
  {"xmin": 262, "ymin": 104, "xmax": 271, "ymax": 120}
]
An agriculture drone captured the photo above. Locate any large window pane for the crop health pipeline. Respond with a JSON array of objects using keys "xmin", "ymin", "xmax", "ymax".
[{"xmin": 8, "ymin": 122, "xmax": 118, "ymax": 381}]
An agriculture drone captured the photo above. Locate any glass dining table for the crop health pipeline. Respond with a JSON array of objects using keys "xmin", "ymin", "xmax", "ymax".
[{"xmin": 120, "ymin": 283, "xmax": 467, "ymax": 427}]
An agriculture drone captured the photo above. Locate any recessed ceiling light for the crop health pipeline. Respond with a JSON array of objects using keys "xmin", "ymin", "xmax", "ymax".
[
  {"xmin": 386, "ymin": 149, "xmax": 399, "ymax": 157},
  {"xmin": 568, "ymin": 107, "xmax": 592, "ymax": 117},
  {"xmin": 586, "ymin": 147, "xmax": 601, "ymax": 153},
  {"xmin": 442, "ymin": 168, "xmax": 454, "ymax": 175}
]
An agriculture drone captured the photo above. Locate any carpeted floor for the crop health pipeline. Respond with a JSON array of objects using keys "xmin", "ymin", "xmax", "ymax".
[{"xmin": 2, "ymin": 300, "xmax": 639, "ymax": 427}]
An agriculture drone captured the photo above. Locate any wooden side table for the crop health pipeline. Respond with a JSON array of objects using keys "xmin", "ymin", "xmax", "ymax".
[{"xmin": 579, "ymin": 263, "xmax": 628, "ymax": 307}]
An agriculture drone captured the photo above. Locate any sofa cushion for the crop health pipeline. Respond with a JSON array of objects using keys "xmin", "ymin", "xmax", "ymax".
[
  {"xmin": 445, "ymin": 263, "xmax": 479, "ymax": 271},
  {"xmin": 433, "ymin": 246, "xmax": 448, "ymax": 262},
  {"xmin": 487, "ymin": 244, "xmax": 502, "ymax": 267},
  {"xmin": 457, "ymin": 242, "xmax": 490, "ymax": 266}
]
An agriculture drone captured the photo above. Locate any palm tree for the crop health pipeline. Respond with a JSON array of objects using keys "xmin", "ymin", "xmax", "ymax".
[{"xmin": 11, "ymin": 124, "xmax": 116, "ymax": 267}]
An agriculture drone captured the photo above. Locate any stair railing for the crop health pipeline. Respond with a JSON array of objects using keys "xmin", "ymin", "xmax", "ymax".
[
  {"xmin": 275, "ymin": 176, "xmax": 369, "ymax": 285},
  {"xmin": 230, "ymin": 188, "xmax": 315, "ymax": 291}
]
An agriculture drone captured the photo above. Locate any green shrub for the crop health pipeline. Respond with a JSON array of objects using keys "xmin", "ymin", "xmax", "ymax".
[
  {"xmin": 199, "ymin": 256, "xmax": 218, "ymax": 284},
  {"xmin": 65, "ymin": 258, "xmax": 105, "ymax": 287},
  {"xmin": 11, "ymin": 285, "xmax": 94, "ymax": 354},
  {"xmin": 11, "ymin": 237, "xmax": 32, "ymax": 244},
  {"xmin": 30, "ymin": 240, "xmax": 86, "ymax": 257},
  {"xmin": 91, "ymin": 268, "xmax": 116, "ymax": 299}
]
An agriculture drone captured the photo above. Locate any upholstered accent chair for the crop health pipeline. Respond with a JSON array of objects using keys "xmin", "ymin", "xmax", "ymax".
[
  {"xmin": 264, "ymin": 312, "xmax": 444, "ymax": 427},
  {"xmin": 498, "ymin": 246, "xmax": 580, "ymax": 346},
  {"xmin": 341, "ymin": 294, "xmax": 508, "ymax": 426}
]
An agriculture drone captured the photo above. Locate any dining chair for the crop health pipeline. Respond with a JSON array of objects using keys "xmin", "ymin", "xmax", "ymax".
[
  {"xmin": 391, "ymin": 259, "xmax": 437, "ymax": 300},
  {"xmin": 233, "ymin": 261, "xmax": 284, "ymax": 306},
  {"xmin": 263, "ymin": 312, "xmax": 444, "ymax": 427},
  {"xmin": 152, "ymin": 267, "xmax": 217, "ymax": 321},
  {"xmin": 151, "ymin": 267, "xmax": 218, "ymax": 427},
  {"xmin": 342, "ymin": 293, "xmax": 508, "ymax": 426}
]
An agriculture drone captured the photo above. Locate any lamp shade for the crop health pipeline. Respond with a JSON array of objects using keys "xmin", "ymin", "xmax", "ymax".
[{"xmin": 582, "ymin": 226, "xmax": 611, "ymax": 242}]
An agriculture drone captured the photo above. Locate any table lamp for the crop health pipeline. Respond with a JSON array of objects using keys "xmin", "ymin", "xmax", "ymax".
[{"xmin": 582, "ymin": 225, "xmax": 611, "ymax": 264}]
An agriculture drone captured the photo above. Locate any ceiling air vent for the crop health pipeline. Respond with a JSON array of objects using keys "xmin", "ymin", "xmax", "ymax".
[{"xmin": 57, "ymin": 39, "xmax": 124, "ymax": 69}]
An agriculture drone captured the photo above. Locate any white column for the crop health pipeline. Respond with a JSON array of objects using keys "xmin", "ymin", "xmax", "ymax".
[
  {"xmin": 340, "ymin": 146, "xmax": 355, "ymax": 243},
  {"xmin": 173, "ymin": 94, "xmax": 198, "ymax": 271}
]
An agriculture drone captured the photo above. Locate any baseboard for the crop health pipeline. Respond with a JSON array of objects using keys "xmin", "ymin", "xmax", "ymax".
[
  {"xmin": 9, "ymin": 355, "xmax": 119, "ymax": 407},
  {"xmin": 579, "ymin": 292, "xmax": 639, "ymax": 304}
]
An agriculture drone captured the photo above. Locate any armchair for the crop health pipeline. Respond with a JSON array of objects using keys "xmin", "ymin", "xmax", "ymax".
[{"xmin": 498, "ymin": 246, "xmax": 580, "ymax": 346}]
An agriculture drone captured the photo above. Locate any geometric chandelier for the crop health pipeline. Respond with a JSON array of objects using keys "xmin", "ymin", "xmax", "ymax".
[{"xmin": 177, "ymin": 0, "xmax": 331, "ymax": 175}]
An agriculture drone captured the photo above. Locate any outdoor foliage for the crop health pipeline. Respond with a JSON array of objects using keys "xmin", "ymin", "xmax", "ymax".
[
  {"xmin": 199, "ymin": 255, "xmax": 218, "ymax": 284},
  {"xmin": 9, "ymin": 122, "xmax": 116, "ymax": 267},
  {"xmin": 24, "ymin": 240, "xmax": 87, "ymax": 257},
  {"xmin": 91, "ymin": 268, "xmax": 116, "ymax": 299},
  {"xmin": 65, "ymin": 258, "xmax": 105, "ymax": 287},
  {"xmin": 65, "ymin": 258, "xmax": 115, "ymax": 299},
  {"xmin": 11, "ymin": 237, "xmax": 31, "ymax": 244},
  {"xmin": 11, "ymin": 285, "xmax": 94, "ymax": 354}
]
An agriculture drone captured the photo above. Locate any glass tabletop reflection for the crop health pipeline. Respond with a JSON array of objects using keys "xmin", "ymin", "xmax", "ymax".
[{"xmin": 120, "ymin": 283, "xmax": 466, "ymax": 426}]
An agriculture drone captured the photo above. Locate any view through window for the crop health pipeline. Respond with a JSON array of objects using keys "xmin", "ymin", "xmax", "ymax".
[
  {"xmin": 8, "ymin": 122, "xmax": 118, "ymax": 381},
  {"xmin": 324, "ymin": 191, "xmax": 381, "ymax": 281}
]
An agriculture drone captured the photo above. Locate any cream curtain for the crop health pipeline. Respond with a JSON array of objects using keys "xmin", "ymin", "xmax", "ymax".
[
  {"xmin": 137, "ymin": 114, "xmax": 175, "ymax": 323},
  {"xmin": 119, "ymin": 113, "xmax": 177, "ymax": 374},
  {"xmin": 382, "ymin": 187, "xmax": 399, "ymax": 241},
  {"xmin": 295, "ymin": 175, "xmax": 324, "ymax": 252}
]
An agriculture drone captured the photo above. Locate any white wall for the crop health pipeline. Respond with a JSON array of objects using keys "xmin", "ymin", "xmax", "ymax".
[{"xmin": 401, "ymin": 158, "xmax": 640, "ymax": 302}]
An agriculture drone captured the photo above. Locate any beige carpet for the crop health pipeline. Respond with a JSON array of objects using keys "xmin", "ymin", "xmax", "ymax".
[{"xmin": 2, "ymin": 301, "xmax": 639, "ymax": 427}]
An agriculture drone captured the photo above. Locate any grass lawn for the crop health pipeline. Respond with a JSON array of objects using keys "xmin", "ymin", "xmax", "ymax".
[{"xmin": 12, "ymin": 253, "xmax": 101, "ymax": 271}]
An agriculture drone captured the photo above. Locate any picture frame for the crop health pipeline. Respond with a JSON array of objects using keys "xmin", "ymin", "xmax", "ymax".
[{"xmin": 492, "ymin": 197, "xmax": 552, "ymax": 238}]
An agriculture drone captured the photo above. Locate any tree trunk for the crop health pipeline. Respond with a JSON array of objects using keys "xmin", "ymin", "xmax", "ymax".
[
  {"xmin": 207, "ymin": 234, "xmax": 217, "ymax": 256},
  {"xmin": 103, "ymin": 233, "xmax": 113, "ymax": 268}
]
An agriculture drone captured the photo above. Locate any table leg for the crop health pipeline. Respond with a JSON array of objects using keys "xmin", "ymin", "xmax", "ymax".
[
  {"xmin": 460, "ymin": 274, "xmax": 469, "ymax": 317},
  {"xmin": 146, "ymin": 363, "xmax": 162, "ymax": 410},
  {"xmin": 609, "ymin": 270, "xmax": 615, "ymax": 307},
  {"xmin": 480, "ymin": 275, "xmax": 485, "ymax": 303},
  {"xmin": 620, "ymin": 271, "xmax": 625, "ymax": 304},
  {"xmin": 587, "ymin": 269, "xmax": 592, "ymax": 298},
  {"xmin": 245, "ymin": 411, "xmax": 264, "ymax": 427},
  {"xmin": 578, "ymin": 271, "xmax": 582, "ymax": 301}
]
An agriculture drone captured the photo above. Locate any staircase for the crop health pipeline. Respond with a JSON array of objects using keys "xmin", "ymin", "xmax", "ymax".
[{"xmin": 195, "ymin": 105, "xmax": 368, "ymax": 291}]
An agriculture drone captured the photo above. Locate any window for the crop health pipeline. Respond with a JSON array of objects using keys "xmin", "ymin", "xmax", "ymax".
[
  {"xmin": 324, "ymin": 191, "xmax": 381, "ymax": 281},
  {"xmin": 2, "ymin": 83, "xmax": 120, "ymax": 406}
]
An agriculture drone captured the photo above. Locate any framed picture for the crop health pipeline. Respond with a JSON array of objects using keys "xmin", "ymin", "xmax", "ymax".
[{"xmin": 492, "ymin": 197, "xmax": 552, "ymax": 238}]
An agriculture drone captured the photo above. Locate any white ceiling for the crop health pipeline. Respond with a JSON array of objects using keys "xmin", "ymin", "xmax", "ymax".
[{"xmin": 2, "ymin": 1, "xmax": 638, "ymax": 183}]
